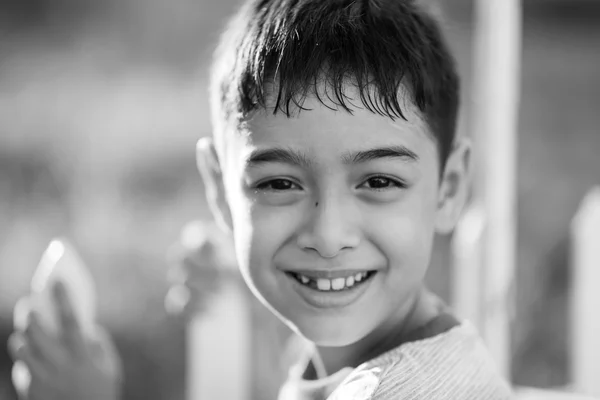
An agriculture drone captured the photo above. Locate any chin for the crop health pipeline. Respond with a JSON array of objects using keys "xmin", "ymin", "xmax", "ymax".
[{"xmin": 291, "ymin": 316, "xmax": 371, "ymax": 347}]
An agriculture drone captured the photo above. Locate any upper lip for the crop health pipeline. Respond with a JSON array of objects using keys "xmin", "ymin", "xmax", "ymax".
[{"xmin": 285, "ymin": 268, "xmax": 377, "ymax": 279}]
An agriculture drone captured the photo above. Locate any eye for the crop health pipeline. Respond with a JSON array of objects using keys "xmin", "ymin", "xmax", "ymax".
[
  {"xmin": 255, "ymin": 178, "xmax": 301, "ymax": 191},
  {"xmin": 360, "ymin": 176, "xmax": 406, "ymax": 191}
]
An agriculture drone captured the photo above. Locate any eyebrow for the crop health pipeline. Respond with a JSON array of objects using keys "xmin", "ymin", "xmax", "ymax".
[
  {"xmin": 245, "ymin": 145, "xmax": 418, "ymax": 168},
  {"xmin": 246, "ymin": 147, "xmax": 312, "ymax": 169},
  {"xmin": 341, "ymin": 146, "xmax": 419, "ymax": 164}
]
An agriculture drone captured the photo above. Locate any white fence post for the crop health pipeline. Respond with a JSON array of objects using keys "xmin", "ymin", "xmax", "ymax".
[
  {"xmin": 183, "ymin": 221, "xmax": 251, "ymax": 400},
  {"xmin": 570, "ymin": 187, "xmax": 600, "ymax": 397},
  {"xmin": 470, "ymin": 0, "xmax": 522, "ymax": 378},
  {"xmin": 451, "ymin": 203, "xmax": 486, "ymax": 332}
]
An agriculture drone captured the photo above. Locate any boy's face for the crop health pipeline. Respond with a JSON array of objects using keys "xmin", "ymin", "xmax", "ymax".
[{"xmin": 200, "ymin": 86, "xmax": 469, "ymax": 346}]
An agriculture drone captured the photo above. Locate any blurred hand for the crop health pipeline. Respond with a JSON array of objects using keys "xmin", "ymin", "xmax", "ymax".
[
  {"xmin": 8, "ymin": 282, "xmax": 122, "ymax": 400},
  {"xmin": 164, "ymin": 220, "xmax": 236, "ymax": 320}
]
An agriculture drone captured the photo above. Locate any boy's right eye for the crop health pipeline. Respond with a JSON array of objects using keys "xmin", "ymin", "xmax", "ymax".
[{"xmin": 255, "ymin": 178, "xmax": 301, "ymax": 191}]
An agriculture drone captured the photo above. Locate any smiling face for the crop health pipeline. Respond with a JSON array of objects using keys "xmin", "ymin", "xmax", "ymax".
[{"xmin": 199, "ymin": 86, "xmax": 470, "ymax": 347}]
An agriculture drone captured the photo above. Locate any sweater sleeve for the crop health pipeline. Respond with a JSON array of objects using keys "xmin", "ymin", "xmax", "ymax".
[
  {"xmin": 369, "ymin": 330, "xmax": 514, "ymax": 400},
  {"xmin": 327, "ymin": 324, "xmax": 514, "ymax": 400}
]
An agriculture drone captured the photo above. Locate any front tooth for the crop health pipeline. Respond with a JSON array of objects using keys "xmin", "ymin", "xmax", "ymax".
[
  {"xmin": 354, "ymin": 273, "xmax": 363, "ymax": 282},
  {"xmin": 300, "ymin": 275, "xmax": 310, "ymax": 284},
  {"xmin": 346, "ymin": 276, "xmax": 355, "ymax": 287},
  {"xmin": 331, "ymin": 278, "xmax": 345, "ymax": 290},
  {"xmin": 317, "ymin": 278, "xmax": 332, "ymax": 291}
]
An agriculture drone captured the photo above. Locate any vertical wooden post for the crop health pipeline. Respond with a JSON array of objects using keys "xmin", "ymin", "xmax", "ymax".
[
  {"xmin": 183, "ymin": 222, "xmax": 251, "ymax": 400},
  {"xmin": 471, "ymin": 0, "xmax": 522, "ymax": 378},
  {"xmin": 187, "ymin": 280, "xmax": 251, "ymax": 400},
  {"xmin": 571, "ymin": 187, "xmax": 600, "ymax": 397},
  {"xmin": 451, "ymin": 202, "xmax": 486, "ymax": 331}
]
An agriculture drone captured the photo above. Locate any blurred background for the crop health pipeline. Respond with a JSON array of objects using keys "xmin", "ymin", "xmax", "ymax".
[{"xmin": 0, "ymin": 0, "xmax": 599, "ymax": 398}]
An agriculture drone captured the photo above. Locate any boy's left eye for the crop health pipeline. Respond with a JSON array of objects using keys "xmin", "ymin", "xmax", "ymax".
[{"xmin": 360, "ymin": 176, "xmax": 406, "ymax": 190}]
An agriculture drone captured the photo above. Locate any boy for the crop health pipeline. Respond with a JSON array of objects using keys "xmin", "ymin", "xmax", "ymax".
[
  {"xmin": 199, "ymin": 0, "xmax": 513, "ymax": 397},
  {"xmin": 9, "ymin": 0, "xmax": 514, "ymax": 398}
]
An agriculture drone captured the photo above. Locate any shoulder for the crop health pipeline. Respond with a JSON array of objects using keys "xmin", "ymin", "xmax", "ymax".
[
  {"xmin": 329, "ymin": 322, "xmax": 514, "ymax": 400},
  {"xmin": 372, "ymin": 322, "xmax": 514, "ymax": 399}
]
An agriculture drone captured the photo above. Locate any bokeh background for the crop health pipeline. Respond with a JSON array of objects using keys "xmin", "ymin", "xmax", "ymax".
[{"xmin": 0, "ymin": 0, "xmax": 599, "ymax": 398}]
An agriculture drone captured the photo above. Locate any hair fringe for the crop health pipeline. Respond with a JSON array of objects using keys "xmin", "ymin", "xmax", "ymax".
[{"xmin": 212, "ymin": 0, "xmax": 459, "ymax": 166}]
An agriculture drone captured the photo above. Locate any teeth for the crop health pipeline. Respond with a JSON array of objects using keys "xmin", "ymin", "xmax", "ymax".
[
  {"xmin": 331, "ymin": 278, "xmax": 345, "ymax": 290},
  {"xmin": 346, "ymin": 276, "xmax": 355, "ymax": 287},
  {"xmin": 295, "ymin": 271, "xmax": 372, "ymax": 291},
  {"xmin": 316, "ymin": 278, "xmax": 331, "ymax": 291}
]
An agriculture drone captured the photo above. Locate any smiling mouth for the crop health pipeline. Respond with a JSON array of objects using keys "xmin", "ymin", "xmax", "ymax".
[{"xmin": 285, "ymin": 271, "xmax": 377, "ymax": 292}]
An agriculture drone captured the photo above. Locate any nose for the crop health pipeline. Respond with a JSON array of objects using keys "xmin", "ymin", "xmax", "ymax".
[{"xmin": 296, "ymin": 195, "xmax": 361, "ymax": 258}]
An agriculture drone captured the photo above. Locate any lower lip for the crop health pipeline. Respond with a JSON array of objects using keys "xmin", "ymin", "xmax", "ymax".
[{"xmin": 285, "ymin": 272, "xmax": 377, "ymax": 309}]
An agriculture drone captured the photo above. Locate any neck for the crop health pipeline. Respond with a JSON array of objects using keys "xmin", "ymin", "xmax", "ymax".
[{"xmin": 313, "ymin": 287, "xmax": 441, "ymax": 376}]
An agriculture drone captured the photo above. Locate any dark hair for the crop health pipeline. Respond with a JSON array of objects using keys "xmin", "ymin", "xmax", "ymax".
[{"xmin": 210, "ymin": 0, "xmax": 459, "ymax": 168}]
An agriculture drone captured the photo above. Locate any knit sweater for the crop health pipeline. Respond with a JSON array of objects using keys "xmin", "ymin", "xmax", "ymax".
[{"xmin": 278, "ymin": 316, "xmax": 514, "ymax": 400}]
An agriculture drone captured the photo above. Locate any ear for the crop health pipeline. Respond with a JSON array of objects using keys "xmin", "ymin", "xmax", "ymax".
[
  {"xmin": 196, "ymin": 137, "xmax": 233, "ymax": 234},
  {"xmin": 434, "ymin": 137, "xmax": 472, "ymax": 234}
]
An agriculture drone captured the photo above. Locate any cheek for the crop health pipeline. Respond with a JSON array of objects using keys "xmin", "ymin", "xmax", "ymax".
[
  {"xmin": 232, "ymin": 200, "xmax": 305, "ymax": 309},
  {"xmin": 228, "ymin": 193, "xmax": 294, "ymax": 276},
  {"xmin": 247, "ymin": 207, "xmax": 286, "ymax": 264},
  {"xmin": 371, "ymin": 185, "xmax": 439, "ymax": 269},
  {"xmin": 225, "ymin": 189, "xmax": 255, "ymax": 275}
]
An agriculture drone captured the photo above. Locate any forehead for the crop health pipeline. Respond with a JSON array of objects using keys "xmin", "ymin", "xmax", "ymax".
[{"xmin": 227, "ymin": 85, "xmax": 437, "ymax": 165}]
